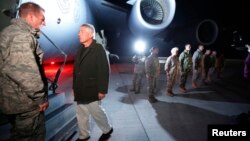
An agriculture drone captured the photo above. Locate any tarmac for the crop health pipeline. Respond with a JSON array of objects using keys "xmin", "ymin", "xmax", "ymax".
[
  {"xmin": 1, "ymin": 59, "xmax": 250, "ymax": 141},
  {"xmin": 67, "ymin": 59, "xmax": 250, "ymax": 141}
]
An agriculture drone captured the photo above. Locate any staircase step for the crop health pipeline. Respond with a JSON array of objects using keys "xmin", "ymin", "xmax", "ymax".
[
  {"xmin": 45, "ymin": 103, "xmax": 76, "ymax": 141},
  {"xmin": 45, "ymin": 93, "xmax": 66, "ymax": 115},
  {"xmin": 48, "ymin": 117, "xmax": 78, "ymax": 141}
]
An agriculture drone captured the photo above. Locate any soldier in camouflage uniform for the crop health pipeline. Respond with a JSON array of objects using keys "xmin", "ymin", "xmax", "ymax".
[
  {"xmin": 165, "ymin": 47, "xmax": 179, "ymax": 96},
  {"xmin": 0, "ymin": 2, "xmax": 48, "ymax": 141},
  {"xmin": 179, "ymin": 44, "xmax": 192, "ymax": 93},
  {"xmin": 145, "ymin": 47, "xmax": 160, "ymax": 103},
  {"xmin": 130, "ymin": 54, "xmax": 146, "ymax": 94},
  {"xmin": 192, "ymin": 45, "xmax": 204, "ymax": 88},
  {"xmin": 202, "ymin": 49, "xmax": 211, "ymax": 84},
  {"xmin": 208, "ymin": 50, "xmax": 217, "ymax": 81}
]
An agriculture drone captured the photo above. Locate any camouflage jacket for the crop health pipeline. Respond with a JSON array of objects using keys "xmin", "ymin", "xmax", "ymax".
[
  {"xmin": 210, "ymin": 55, "xmax": 216, "ymax": 68},
  {"xmin": 165, "ymin": 55, "xmax": 179, "ymax": 75},
  {"xmin": 132, "ymin": 55, "xmax": 146, "ymax": 74},
  {"xmin": 192, "ymin": 49, "xmax": 203, "ymax": 70},
  {"xmin": 0, "ymin": 18, "xmax": 47, "ymax": 114},
  {"xmin": 145, "ymin": 54, "xmax": 160, "ymax": 77},
  {"xmin": 203, "ymin": 54, "xmax": 212, "ymax": 70},
  {"xmin": 179, "ymin": 50, "xmax": 192, "ymax": 72}
]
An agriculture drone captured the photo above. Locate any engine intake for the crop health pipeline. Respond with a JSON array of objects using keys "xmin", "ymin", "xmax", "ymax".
[
  {"xmin": 196, "ymin": 19, "xmax": 218, "ymax": 45},
  {"xmin": 129, "ymin": 0, "xmax": 176, "ymax": 36}
]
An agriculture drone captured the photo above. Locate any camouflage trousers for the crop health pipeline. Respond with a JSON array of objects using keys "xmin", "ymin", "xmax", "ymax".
[
  {"xmin": 166, "ymin": 71, "xmax": 177, "ymax": 92},
  {"xmin": 147, "ymin": 77, "xmax": 157, "ymax": 96},
  {"xmin": 131, "ymin": 73, "xmax": 144, "ymax": 92},
  {"xmin": 7, "ymin": 110, "xmax": 45, "ymax": 141},
  {"xmin": 192, "ymin": 68, "xmax": 202, "ymax": 84},
  {"xmin": 179, "ymin": 71, "xmax": 190, "ymax": 88}
]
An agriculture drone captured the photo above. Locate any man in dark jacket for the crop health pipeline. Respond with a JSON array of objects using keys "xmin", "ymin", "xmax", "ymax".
[
  {"xmin": 0, "ymin": 2, "xmax": 48, "ymax": 141},
  {"xmin": 73, "ymin": 24, "xmax": 113, "ymax": 141}
]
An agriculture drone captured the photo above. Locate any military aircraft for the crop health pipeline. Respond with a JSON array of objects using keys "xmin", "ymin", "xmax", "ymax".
[
  {"xmin": 1, "ymin": 0, "xmax": 249, "ymax": 140},
  {"xmin": 1, "ymin": 0, "xmax": 249, "ymax": 112},
  {"xmin": 2, "ymin": 0, "xmax": 249, "ymax": 63},
  {"xmin": 1, "ymin": 0, "xmax": 249, "ymax": 106}
]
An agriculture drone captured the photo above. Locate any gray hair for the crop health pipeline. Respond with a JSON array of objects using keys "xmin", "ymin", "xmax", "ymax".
[
  {"xmin": 171, "ymin": 47, "xmax": 179, "ymax": 54},
  {"xmin": 81, "ymin": 23, "xmax": 96, "ymax": 39}
]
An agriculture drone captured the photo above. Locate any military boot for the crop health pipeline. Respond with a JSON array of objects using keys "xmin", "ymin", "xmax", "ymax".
[
  {"xmin": 179, "ymin": 86, "xmax": 186, "ymax": 93},
  {"xmin": 130, "ymin": 85, "xmax": 135, "ymax": 92},
  {"xmin": 134, "ymin": 90, "xmax": 140, "ymax": 94},
  {"xmin": 130, "ymin": 88, "xmax": 135, "ymax": 92},
  {"xmin": 192, "ymin": 82, "xmax": 197, "ymax": 88},
  {"xmin": 134, "ymin": 86, "xmax": 140, "ymax": 94},
  {"xmin": 166, "ymin": 89, "xmax": 174, "ymax": 97},
  {"xmin": 148, "ymin": 95, "xmax": 158, "ymax": 103}
]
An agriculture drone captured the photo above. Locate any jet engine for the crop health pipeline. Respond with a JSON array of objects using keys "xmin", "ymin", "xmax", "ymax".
[
  {"xmin": 129, "ymin": 0, "xmax": 176, "ymax": 36},
  {"xmin": 196, "ymin": 19, "xmax": 218, "ymax": 45}
]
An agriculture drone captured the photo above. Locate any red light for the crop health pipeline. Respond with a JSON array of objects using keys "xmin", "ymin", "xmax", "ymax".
[{"xmin": 50, "ymin": 61, "xmax": 55, "ymax": 65}]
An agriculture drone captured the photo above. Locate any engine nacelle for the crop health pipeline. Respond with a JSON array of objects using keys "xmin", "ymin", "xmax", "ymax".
[
  {"xmin": 129, "ymin": 0, "xmax": 176, "ymax": 36},
  {"xmin": 196, "ymin": 19, "xmax": 218, "ymax": 45}
]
